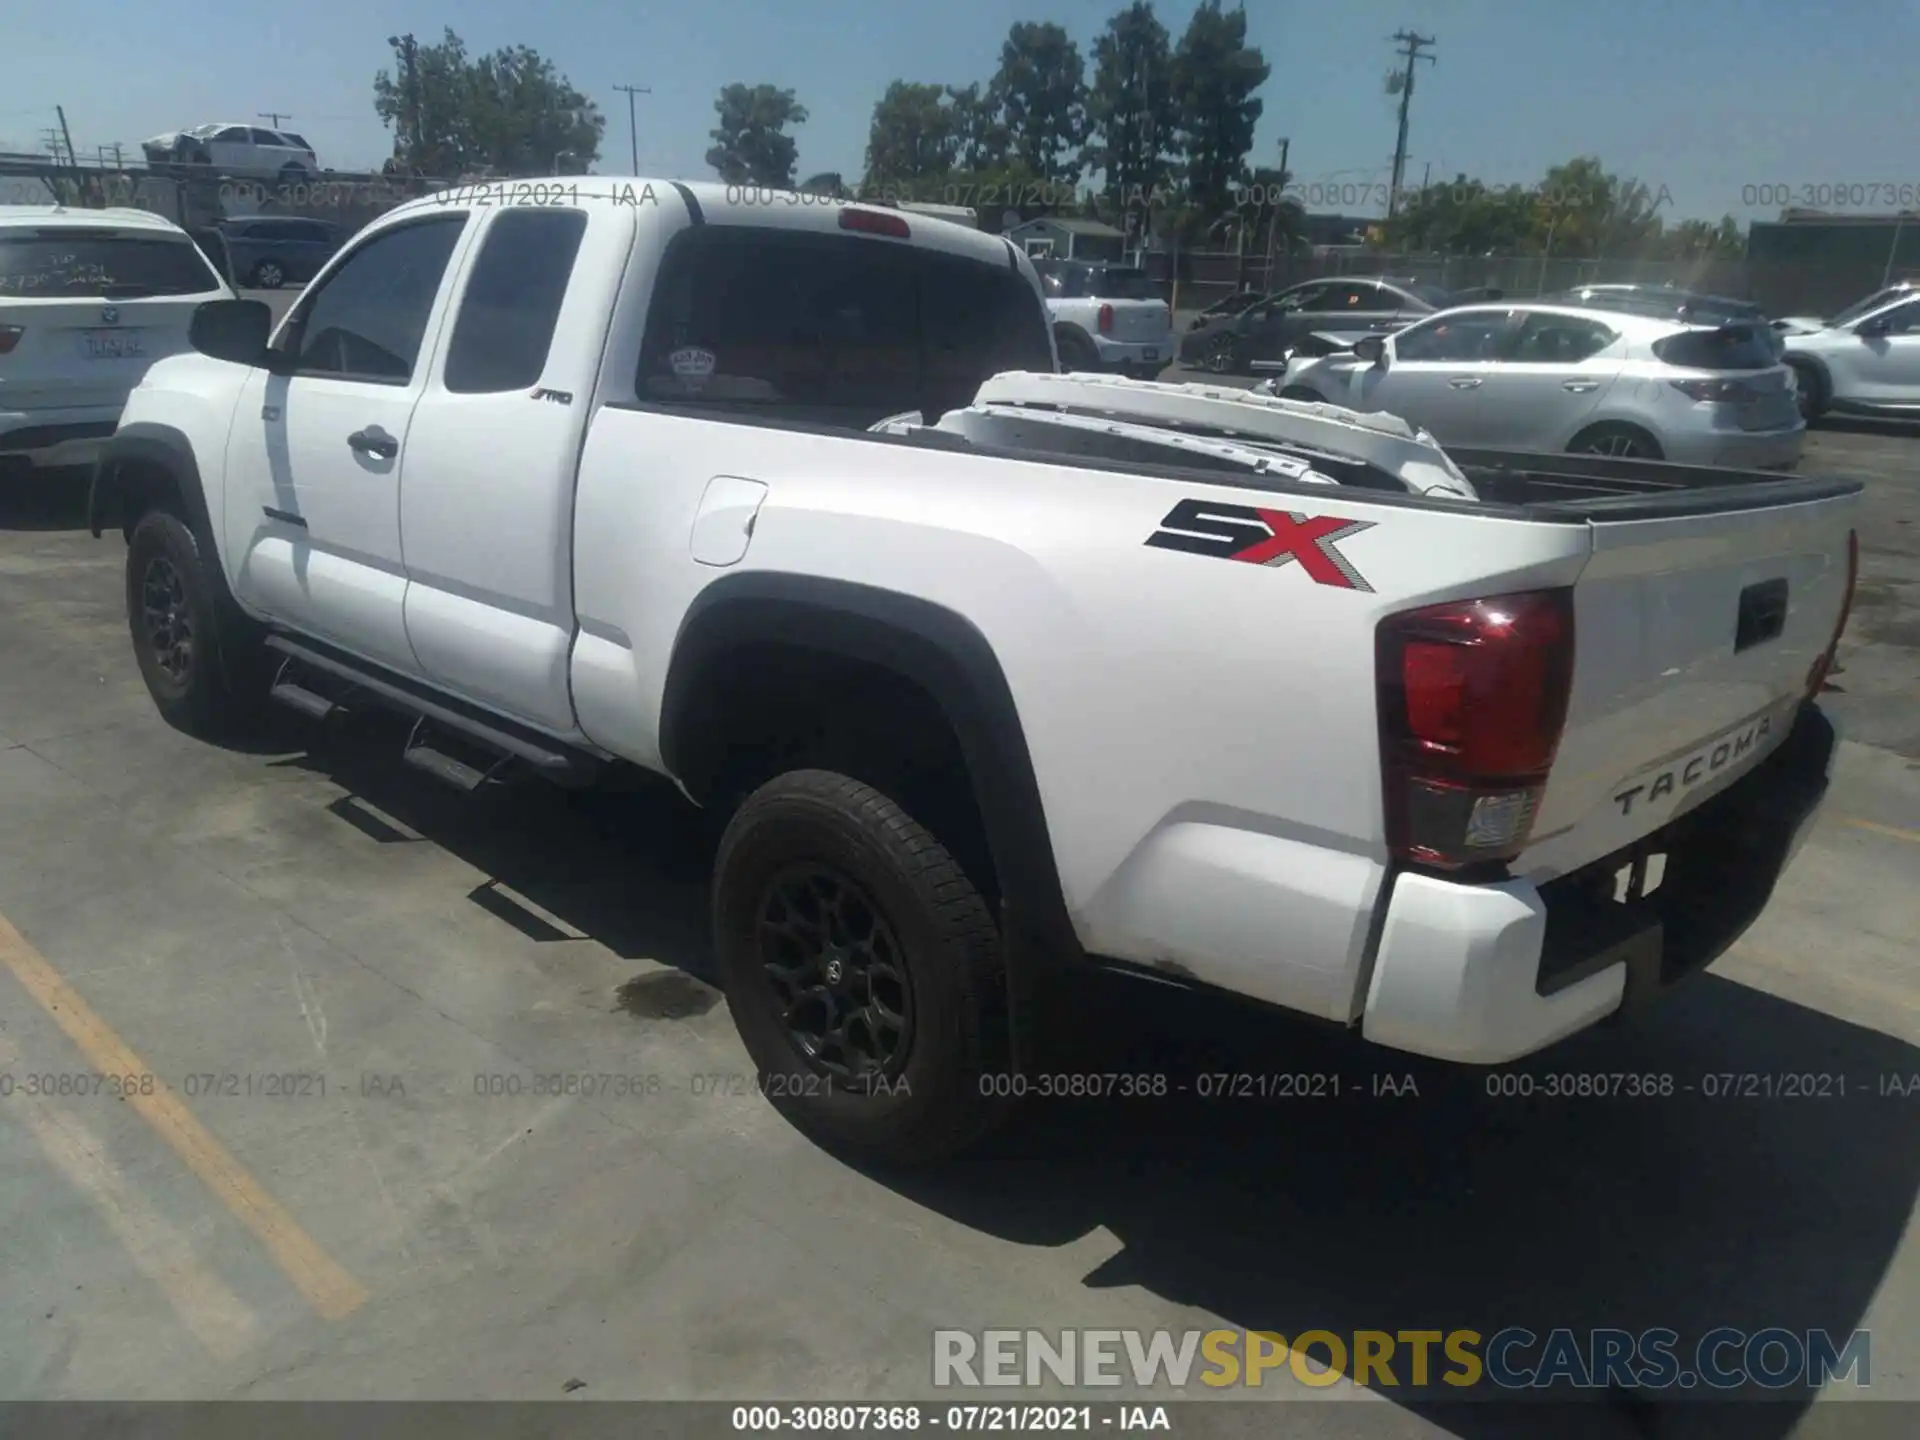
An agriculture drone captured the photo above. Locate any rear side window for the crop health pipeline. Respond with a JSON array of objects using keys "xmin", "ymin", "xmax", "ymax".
[
  {"xmin": 1507, "ymin": 314, "xmax": 1617, "ymax": 363},
  {"xmin": 1650, "ymin": 325, "xmax": 1777, "ymax": 371},
  {"xmin": 637, "ymin": 229, "xmax": 1053, "ymax": 427},
  {"xmin": 285, "ymin": 215, "xmax": 465, "ymax": 383},
  {"xmin": 443, "ymin": 210, "xmax": 587, "ymax": 394},
  {"xmin": 0, "ymin": 233, "xmax": 222, "ymax": 297}
]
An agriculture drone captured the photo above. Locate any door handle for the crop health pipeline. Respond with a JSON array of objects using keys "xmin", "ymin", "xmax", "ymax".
[
  {"xmin": 347, "ymin": 427, "xmax": 398, "ymax": 460},
  {"xmin": 1448, "ymin": 377, "xmax": 1483, "ymax": 389},
  {"xmin": 1562, "ymin": 380, "xmax": 1600, "ymax": 393}
]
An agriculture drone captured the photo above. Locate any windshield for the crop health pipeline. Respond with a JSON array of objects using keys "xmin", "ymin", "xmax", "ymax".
[
  {"xmin": 1829, "ymin": 287, "xmax": 1910, "ymax": 327},
  {"xmin": 0, "ymin": 233, "xmax": 224, "ymax": 297},
  {"xmin": 1404, "ymin": 282, "xmax": 1454, "ymax": 307}
]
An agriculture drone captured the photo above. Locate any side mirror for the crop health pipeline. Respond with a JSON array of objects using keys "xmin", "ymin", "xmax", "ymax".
[
  {"xmin": 1857, "ymin": 317, "xmax": 1891, "ymax": 338},
  {"xmin": 1352, "ymin": 334, "xmax": 1388, "ymax": 367},
  {"xmin": 189, "ymin": 299, "xmax": 273, "ymax": 367}
]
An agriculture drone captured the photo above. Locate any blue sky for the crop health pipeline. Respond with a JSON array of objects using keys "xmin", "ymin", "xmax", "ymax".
[{"xmin": 6, "ymin": 0, "xmax": 1918, "ymax": 222}]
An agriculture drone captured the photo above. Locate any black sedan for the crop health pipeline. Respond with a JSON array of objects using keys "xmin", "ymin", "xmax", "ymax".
[
  {"xmin": 215, "ymin": 215, "xmax": 345, "ymax": 290},
  {"xmin": 1178, "ymin": 277, "xmax": 1455, "ymax": 375}
]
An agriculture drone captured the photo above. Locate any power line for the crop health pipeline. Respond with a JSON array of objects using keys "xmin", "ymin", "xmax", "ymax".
[
  {"xmin": 260, "ymin": 111, "xmax": 293, "ymax": 129},
  {"xmin": 1385, "ymin": 31, "xmax": 1436, "ymax": 220},
  {"xmin": 613, "ymin": 83, "xmax": 650, "ymax": 176}
]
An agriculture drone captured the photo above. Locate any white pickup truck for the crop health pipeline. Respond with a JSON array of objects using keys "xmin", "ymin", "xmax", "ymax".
[{"xmin": 90, "ymin": 179, "xmax": 1861, "ymax": 1165}]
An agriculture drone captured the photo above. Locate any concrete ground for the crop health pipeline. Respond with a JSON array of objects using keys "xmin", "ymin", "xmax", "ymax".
[{"xmin": 0, "ymin": 403, "xmax": 1916, "ymax": 1439}]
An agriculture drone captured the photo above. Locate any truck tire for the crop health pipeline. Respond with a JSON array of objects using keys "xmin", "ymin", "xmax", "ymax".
[
  {"xmin": 711, "ymin": 768, "xmax": 1009, "ymax": 1167},
  {"xmin": 125, "ymin": 508, "xmax": 264, "ymax": 739}
]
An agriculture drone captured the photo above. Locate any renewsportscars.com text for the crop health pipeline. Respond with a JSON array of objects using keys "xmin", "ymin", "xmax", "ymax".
[{"xmin": 932, "ymin": 1327, "xmax": 1870, "ymax": 1392}]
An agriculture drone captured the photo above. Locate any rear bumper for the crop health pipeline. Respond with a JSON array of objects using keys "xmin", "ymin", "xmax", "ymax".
[
  {"xmin": 1362, "ymin": 702, "xmax": 1835, "ymax": 1063},
  {"xmin": 0, "ymin": 409, "xmax": 124, "ymax": 469},
  {"xmin": 1093, "ymin": 335, "xmax": 1174, "ymax": 372},
  {"xmin": 1663, "ymin": 422, "xmax": 1807, "ymax": 472}
]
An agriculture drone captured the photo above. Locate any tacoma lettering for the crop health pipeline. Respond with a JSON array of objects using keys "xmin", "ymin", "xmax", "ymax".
[{"xmin": 1614, "ymin": 715, "xmax": 1772, "ymax": 815}]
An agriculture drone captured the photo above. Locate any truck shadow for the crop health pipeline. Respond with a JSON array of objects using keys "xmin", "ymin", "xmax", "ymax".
[{"xmin": 289, "ymin": 718, "xmax": 1915, "ymax": 1440}]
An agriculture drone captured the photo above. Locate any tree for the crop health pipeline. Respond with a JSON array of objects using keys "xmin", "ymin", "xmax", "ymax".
[
  {"xmin": 799, "ymin": 171, "xmax": 847, "ymax": 197},
  {"xmin": 1168, "ymin": 0, "xmax": 1268, "ymax": 223},
  {"xmin": 1661, "ymin": 215, "xmax": 1744, "ymax": 259},
  {"xmin": 1531, "ymin": 157, "xmax": 1670, "ymax": 257},
  {"xmin": 989, "ymin": 22, "xmax": 1086, "ymax": 183},
  {"xmin": 945, "ymin": 83, "xmax": 1011, "ymax": 172},
  {"xmin": 864, "ymin": 82, "xmax": 962, "ymax": 185},
  {"xmin": 1384, "ymin": 175, "xmax": 1537, "ymax": 254},
  {"xmin": 373, "ymin": 29, "xmax": 602, "ymax": 178},
  {"xmin": 706, "ymin": 83, "xmax": 808, "ymax": 187},
  {"xmin": 1083, "ymin": 2, "xmax": 1177, "ymax": 207}
]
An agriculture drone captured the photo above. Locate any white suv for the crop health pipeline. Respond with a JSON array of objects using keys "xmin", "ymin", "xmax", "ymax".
[
  {"xmin": 1777, "ymin": 284, "xmax": 1920, "ymax": 420},
  {"xmin": 141, "ymin": 124, "xmax": 320, "ymax": 183},
  {"xmin": 1, "ymin": 206, "xmax": 233, "ymax": 470}
]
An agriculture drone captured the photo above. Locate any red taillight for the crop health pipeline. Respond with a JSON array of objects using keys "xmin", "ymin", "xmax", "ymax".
[
  {"xmin": 0, "ymin": 325, "xmax": 23, "ymax": 356},
  {"xmin": 1806, "ymin": 529, "xmax": 1859, "ymax": 697},
  {"xmin": 1098, "ymin": 303, "xmax": 1114, "ymax": 335},
  {"xmin": 839, "ymin": 208, "xmax": 911, "ymax": 239},
  {"xmin": 1377, "ymin": 589, "xmax": 1577, "ymax": 870}
]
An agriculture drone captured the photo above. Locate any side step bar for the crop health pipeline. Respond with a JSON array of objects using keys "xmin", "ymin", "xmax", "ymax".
[{"xmin": 263, "ymin": 634, "xmax": 603, "ymax": 789}]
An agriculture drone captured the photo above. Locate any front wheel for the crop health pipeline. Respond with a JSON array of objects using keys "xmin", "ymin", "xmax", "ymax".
[
  {"xmin": 1202, "ymin": 332, "xmax": 1241, "ymax": 374},
  {"xmin": 1279, "ymin": 385, "xmax": 1326, "ymax": 404},
  {"xmin": 711, "ymin": 769, "xmax": 1010, "ymax": 1167},
  {"xmin": 126, "ymin": 509, "xmax": 265, "ymax": 739},
  {"xmin": 1787, "ymin": 361, "xmax": 1828, "ymax": 422}
]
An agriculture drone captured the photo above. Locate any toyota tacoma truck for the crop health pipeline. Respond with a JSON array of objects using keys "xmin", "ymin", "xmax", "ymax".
[{"xmin": 89, "ymin": 180, "xmax": 1861, "ymax": 1165}]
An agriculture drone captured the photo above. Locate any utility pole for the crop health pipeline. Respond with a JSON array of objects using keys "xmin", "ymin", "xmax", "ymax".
[
  {"xmin": 1267, "ymin": 136, "xmax": 1291, "ymax": 288},
  {"xmin": 1385, "ymin": 31, "xmax": 1435, "ymax": 220},
  {"xmin": 613, "ymin": 83, "xmax": 650, "ymax": 175},
  {"xmin": 259, "ymin": 111, "xmax": 292, "ymax": 130}
]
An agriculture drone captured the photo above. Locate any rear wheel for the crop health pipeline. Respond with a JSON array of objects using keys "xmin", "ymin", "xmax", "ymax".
[
  {"xmin": 1279, "ymin": 385, "xmax": 1326, "ymax": 403},
  {"xmin": 125, "ymin": 509, "xmax": 265, "ymax": 739},
  {"xmin": 250, "ymin": 259, "xmax": 286, "ymax": 289},
  {"xmin": 1568, "ymin": 422, "xmax": 1664, "ymax": 461},
  {"xmin": 712, "ymin": 769, "xmax": 1009, "ymax": 1167}
]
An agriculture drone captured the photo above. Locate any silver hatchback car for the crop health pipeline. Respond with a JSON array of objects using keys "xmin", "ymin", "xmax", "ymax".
[{"xmin": 1267, "ymin": 303, "xmax": 1805, "ymax": 469}]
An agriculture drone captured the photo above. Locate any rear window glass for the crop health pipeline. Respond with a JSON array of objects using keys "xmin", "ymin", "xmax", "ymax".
[
  {"xmin": 637, "ymin": 228, "xmax": 1053, "ymax": 427},
  {"xmin": 1040, "ymin": 265, "xmax": 1159, "ymax": 300},
  {"xmin": 1650, "ymin": 325, "xmax": 1778, "ymax": 371},
  {"xmin": 0, "ymin": 234, "xmax": 222, "ymax": 298}
]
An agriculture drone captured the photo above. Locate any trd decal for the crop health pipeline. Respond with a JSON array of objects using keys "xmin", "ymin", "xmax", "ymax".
[{"xmin": 1145, "ymin": 498, "xmax": 1377, "ymax": 591}]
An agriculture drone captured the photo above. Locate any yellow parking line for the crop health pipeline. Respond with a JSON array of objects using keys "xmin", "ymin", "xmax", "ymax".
[
  {"xmin": 1842, "ymin": 817, "xmax": 1920, "ymax": 845},
  {"xmin": 0, "ymin": 911, "xmax": 368, "ymax": 1320},
  {"xmin": 14, "ymin": 1090, "xmax": 262, "ymax": 1360}
]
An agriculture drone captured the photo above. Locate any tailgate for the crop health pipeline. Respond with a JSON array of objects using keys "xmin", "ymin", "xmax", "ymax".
[
  {"xmin": 1106, "ymin": 300, "xmax": 1170, "ymax": 343},
  {"xmin": 0, "ymin": 295, "xmax": 208, "ymax": 410},
  {"xmin": 1518, "ymin": 488, "xmax": 1860, "ymax": 879}
]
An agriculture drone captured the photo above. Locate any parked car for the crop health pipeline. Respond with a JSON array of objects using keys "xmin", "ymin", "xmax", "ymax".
[
  {"xmin": 1186, "ymin": 286, "xmax": 1267, "ymax": 331},
  {"xmin": 1030, "ymin": 258, "xmax": 1174, "ymax": 377},
  {"xmin": 216, "ymin": 216, "xmax": 344, "ymax": 290},
  {"xmin": 1775, "ymin": 285, "xmax": 1920, "ymax": 420},
  {"xmin": 1179, "ymin": 276, "xmax": 1453, "ymax": 375},
  {"xmin": 0, "ymin": 204, "xmax": 233, "ymax": 470},
  {"xmin": 1772, "ymin": 280, "xmax": 1919, "ymax": 338},
  {"xmin": 141, "ymin": 123, "xmax": 320, "ymax": 182},
  {"xmin": 90, "ymin": 184, "xmax": 1858, "ymax": 1166},
  {"xmin": 1267, "ymin": 303, "xmax": 1804, "ymax": 468},
  {"xmin": 1544, "ymin": 284, "xmax": 1784, "ymax": 360}
]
